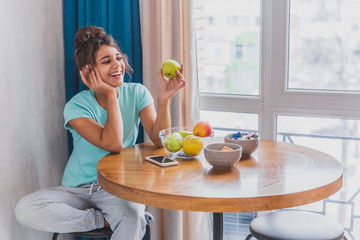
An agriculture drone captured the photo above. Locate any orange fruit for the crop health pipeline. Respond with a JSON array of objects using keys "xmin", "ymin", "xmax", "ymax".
[{"xmin": 221, "ymin": 146, "xmax": 233, "ymax": 151}]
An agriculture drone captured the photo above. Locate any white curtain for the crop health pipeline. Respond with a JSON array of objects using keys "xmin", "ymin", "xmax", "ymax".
[{"xmin": 140, "ymin": 0, "xmax": 211, "ymax": 239}]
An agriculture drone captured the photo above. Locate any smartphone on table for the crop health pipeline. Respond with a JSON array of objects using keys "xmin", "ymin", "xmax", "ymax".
[{"xmin": 145, "ymin": 155, "xmax": 179, "ymax": 167}]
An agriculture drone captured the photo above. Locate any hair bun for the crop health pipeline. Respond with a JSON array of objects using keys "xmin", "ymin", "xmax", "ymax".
[
  {"xmin": 80, "ymin": 32, "xmax": 102, "ymax": 44},
  {"xmin": 81, "ymin": 33, "xmax": 91, "ymax": 42}
]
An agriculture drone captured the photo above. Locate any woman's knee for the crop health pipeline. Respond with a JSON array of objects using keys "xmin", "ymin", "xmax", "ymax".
[
  {"xmin": 15, "ymin": 189, "xmax": 56, "ymax": 227},
  {"xmin": 15, "ymin": 193, "xmax": 39, "ymax": 227},
  {"xmin": 108, "ymin": 201, "xmax": 146, "ymax": 226},
  {"xmin": 124, "ymin": 202, "xmax": 146, "ymax": 220}
]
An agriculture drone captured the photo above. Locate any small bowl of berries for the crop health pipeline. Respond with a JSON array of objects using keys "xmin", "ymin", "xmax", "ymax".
[{"xmin": 224, "ymin": 132, "xmax": 259, "ymax": 159}]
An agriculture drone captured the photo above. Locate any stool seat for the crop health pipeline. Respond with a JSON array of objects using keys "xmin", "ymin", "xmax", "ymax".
[
  {"xmin": 52, "ymin": 227, "xmax": 112, "ymax": 240},
  {"xmin": 249, "ymin": 211, "xmax": 344, "ymax": 240},
  {"xmin": 71, "ymin": 227, "xmax": 113, "ymax": 237},
  {"xmin": 52, "ymin": 224, "xmax": 151, "ymax": 240}
]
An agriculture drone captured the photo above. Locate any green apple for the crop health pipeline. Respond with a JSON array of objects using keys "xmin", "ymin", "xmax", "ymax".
[
  {"xmin": 178, "ymin": 130, "xmax": 193, "ymax": 138},
  {"xmin": 164, "ymin": 132, "xmax": 183, "ymax": 153},
  {"xmin": 162, "ymin": 60, "xmax": 181, "ymax": 78}
]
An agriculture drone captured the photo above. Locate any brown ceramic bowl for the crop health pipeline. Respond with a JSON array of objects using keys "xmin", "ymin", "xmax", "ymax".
[
  {"xmin": 224, "ymin": 132, "xmax": 259, "ymax": 159},
  {"xmin": 204, "ymin": 143, "xmax": 242, "ymax": 169}
]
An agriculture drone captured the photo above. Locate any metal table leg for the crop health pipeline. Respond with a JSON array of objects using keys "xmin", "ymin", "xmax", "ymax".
[{"xmin": 213, "ymin": 212, "xmax": 223, "ymax": 240}]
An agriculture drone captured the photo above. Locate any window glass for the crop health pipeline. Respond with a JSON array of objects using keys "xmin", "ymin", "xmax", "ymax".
[
  {"xmin": 200, "ymin": 110, "xmax": 259, "ymax": 137},
  {"xmin": 198, "ymin": 0, "xmax": 260, "ymax": 95},
  {"xmin": 277, "ymin": 115, "xmax": 360, "ymax": 155},
  {"xmin": 288, "ymin": 0, "xmax": 360, "ymax": 91}
]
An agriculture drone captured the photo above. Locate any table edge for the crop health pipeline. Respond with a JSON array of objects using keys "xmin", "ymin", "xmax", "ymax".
[{"xmin": 98, "ymin": 170, "xmax": 343, "ymax": 212}]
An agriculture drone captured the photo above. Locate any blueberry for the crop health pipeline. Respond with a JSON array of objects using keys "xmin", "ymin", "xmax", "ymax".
[{"xmin": 232, "ymin": 131, "xmax": 242, "ymax": 140}]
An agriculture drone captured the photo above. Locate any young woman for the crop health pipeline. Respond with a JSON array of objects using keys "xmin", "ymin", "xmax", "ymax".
[{"xmin": 15, "ymin": 26, "xmax": 185, "ymax": 239}]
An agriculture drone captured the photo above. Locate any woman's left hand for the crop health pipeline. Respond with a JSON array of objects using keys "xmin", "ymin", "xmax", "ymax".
[{"xmin": 157, "ymin": 64, "xmax": 186, "ymax": 103}]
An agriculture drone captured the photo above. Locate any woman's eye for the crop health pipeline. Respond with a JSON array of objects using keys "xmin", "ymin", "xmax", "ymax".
[{"xmin": 101, "ymin": 56, "xmax": 122, "ymax": 64}]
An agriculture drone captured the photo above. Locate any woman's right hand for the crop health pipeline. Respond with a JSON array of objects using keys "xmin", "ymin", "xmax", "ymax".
[
  {"xmin": 73, "ymin": 64, "xmax": 123, "ymax": 153},
  {"xmin": 80, "ymin": 65, "xmax": 114, "ymax": 96}
]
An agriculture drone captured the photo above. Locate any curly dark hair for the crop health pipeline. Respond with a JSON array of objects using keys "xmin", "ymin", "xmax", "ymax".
[{"xmin": 74, "ymin": 26, "xmax": 133, "ymax": 77}]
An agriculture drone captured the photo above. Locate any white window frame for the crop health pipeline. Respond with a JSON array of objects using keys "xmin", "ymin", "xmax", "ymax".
[{"xmin": 199, "ymin": 0, "xmax": 360, "ymax": 140}]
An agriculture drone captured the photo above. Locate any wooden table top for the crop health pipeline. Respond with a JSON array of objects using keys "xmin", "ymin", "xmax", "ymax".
[{"xmin": 97, "ymin": 138, "xmax": 343, "ymax": 212}]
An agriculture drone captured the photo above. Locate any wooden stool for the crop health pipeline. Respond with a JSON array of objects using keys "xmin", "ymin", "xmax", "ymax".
[
  {"xmin": 52, "ymin": 224, "xmax": 151, "ymax": 240},
  {"xmin": 245, "ymin": 211, "xmax": 346, "ymax": 240}
]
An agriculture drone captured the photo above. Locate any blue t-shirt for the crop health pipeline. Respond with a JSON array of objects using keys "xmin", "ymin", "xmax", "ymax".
[{"xmin": 62, "ymin": 83, "xmax": 153, "ymax": 187}]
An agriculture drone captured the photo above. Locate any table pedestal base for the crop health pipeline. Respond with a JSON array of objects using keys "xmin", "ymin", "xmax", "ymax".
[{"xmin": 213, "ymin": 213, "xmax": 223, "ymax": 240}]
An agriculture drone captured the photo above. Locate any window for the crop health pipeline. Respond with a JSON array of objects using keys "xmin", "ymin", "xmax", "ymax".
[
  {"xmin": 208, "ymin": 16, "xmax": 214, "ymax": 25},
  {"xmin": 195, "ymin": 0, "xmax": 360, "ymax": 239},
  {"xmin": 288, "ymin": 0, "xmax": 360, "ymax": 91},
  {"xmin": 235, "ymin": 44, "xmax": 243, "ymax": 59},
  {"xmin": 198, "ymin": 0, "xmax": 260, "ymax": 96},
  {"xmin": 200, "ymin": 111, "xmax": 258, "ymax": 137}
]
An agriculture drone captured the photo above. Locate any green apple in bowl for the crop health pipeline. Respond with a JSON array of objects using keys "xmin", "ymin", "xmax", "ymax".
[
  {"xmin": 164, "ymin": 132, "xmax": 183, "ymax": 153},
  {"xmin": 178, "ymin": 130, "xmax": 193, "ymax": 138},
  {"xmin": 162, "ymin": 60, "xmax": 181, "ymax": 78}
]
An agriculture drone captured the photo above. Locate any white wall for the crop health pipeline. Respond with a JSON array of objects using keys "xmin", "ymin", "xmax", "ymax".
[{"xmin": 0, "ymin": 0, "xmax": 69, "ymax": 239}]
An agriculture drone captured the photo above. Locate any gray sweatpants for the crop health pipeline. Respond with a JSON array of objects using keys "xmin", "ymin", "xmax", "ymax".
[{"xmin": 15, "ymin": 183, "xmax": 153, "ymax": 240}]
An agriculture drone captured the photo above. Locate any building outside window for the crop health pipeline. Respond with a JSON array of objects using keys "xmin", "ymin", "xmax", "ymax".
[{"xmin": 195, "ymin": 0, "xmax": 360, "ymax": 239}]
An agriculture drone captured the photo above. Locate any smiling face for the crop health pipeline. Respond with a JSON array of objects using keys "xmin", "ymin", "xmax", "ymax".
[{"xmin": 94, "ymin": 45, "xmax": 126, "ymax": 88}]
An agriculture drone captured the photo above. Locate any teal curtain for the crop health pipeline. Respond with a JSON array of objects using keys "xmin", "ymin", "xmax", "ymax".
[{"xmin": 64, "ymin": 0, "xmax": 144, "ymax": 155}]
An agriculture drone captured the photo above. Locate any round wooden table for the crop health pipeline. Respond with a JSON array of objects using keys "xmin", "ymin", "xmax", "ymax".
[{"xmin": 97, "ymin": 138, "xmax": 343, "ymax": 240}]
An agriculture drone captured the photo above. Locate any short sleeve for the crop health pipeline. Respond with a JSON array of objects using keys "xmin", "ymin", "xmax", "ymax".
[
  {"xmin": 64, "ymin": 101, "xmax": 93, "ymax": 130},
  {"xmin": 136, "ymin": 84, "xmax": 154, "ymax": 113}
]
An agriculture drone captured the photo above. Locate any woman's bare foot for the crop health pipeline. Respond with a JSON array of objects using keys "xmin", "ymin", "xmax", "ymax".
[{"xmin": 104, "ymin": 218, "xmax": 110, "ymax": 227}]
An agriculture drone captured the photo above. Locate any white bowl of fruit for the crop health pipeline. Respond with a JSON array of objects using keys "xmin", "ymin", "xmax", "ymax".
[{"xmin": 159, "ymin": 121, "xmax": 214, "ymax": 159}]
